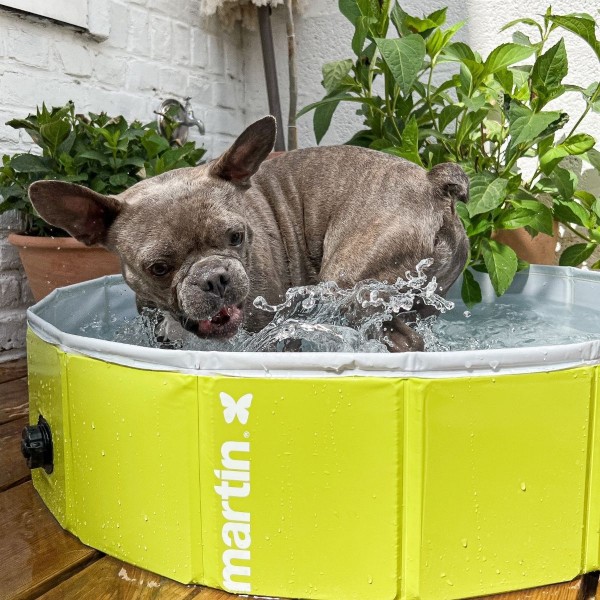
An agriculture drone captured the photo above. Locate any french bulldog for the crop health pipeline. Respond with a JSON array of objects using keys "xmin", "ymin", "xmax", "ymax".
[{"xmin": 28, "ymin": 116, "xmax": 469, "ymax": 351}]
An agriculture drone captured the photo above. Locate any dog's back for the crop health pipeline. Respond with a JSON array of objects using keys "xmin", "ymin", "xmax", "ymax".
[{"xmin": 249, "ymin": 145, "xmax": 469, "ymax": 296}]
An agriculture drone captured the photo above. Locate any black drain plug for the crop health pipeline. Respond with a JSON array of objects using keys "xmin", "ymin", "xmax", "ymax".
[{"xmin": 21, "ymin": 415, "xmax": 53, "ymax": 474}]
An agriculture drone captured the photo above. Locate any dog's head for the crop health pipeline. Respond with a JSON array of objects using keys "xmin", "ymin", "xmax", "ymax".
[{"xmin": 29, "ymin": 116, "xmax": 276, "ymax": 338}]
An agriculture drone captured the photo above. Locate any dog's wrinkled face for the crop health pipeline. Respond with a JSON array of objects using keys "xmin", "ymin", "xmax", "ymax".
[
  {"xmin": 28, "ymin": 116, "xmax": 277, "ymax": 339},
  {"xmin": 114, "ymin": 175, "xmax": 253, "ymax": 338}
]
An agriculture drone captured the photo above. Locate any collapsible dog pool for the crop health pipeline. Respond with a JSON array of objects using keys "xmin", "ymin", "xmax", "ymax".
[{"xmin": 24, "ymin": 265, "xmax": 600, "ymax": 600}]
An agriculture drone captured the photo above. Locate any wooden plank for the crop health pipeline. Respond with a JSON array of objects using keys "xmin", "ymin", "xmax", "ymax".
[
  {"xmin": 0, "ymin": 377, "xmax": 29, "ymax": 425},
  {"xmin": 0, "ymin": 358, "xmax": 27, "ymax": 384},
  {"xmin": 0, "ymin": 481, "xmax": 99, "ymax": 600},
  {"xmin": 36, "ymin": 556, "xmax": 232, "ymax": 600},
  {"xmin": 0, "ymin": 416, "xmax": 30, "ymax": 492},
  {"xmin": 478, "ymin": 576, "xmax": 586, "ymax": 600}
]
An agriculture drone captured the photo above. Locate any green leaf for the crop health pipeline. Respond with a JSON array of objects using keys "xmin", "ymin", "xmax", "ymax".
[
  {"xmin": 108, "ymin": 172, "xmax": 129, "ymax": 188},
  {"xmin": 40, "ymin": 119, "xmax": 71, "ymax": 154},
  {"xmin": 10, "ymin": 154, "xmax": 53, "ymax": 173},
  {"xmin": 297, "ymin": 93, "xmax": 380, "ymax": 119},
  {"xmin": 540, "ymin": 133, "xmax": 596, "ymax": 174},
  {"xmin": 483, "ymin": 43, "xmax": 535, "ymax": 76},
  {"xmin": 562, "ymin": 133, "xmax": 596, "ymax": 155},
  {"xmin": 352, "ymin": 16, "xmax": 372, "ymax": 55},
  {"xmin": 583, "ymin": 147, "xmax": 600, "ymax": 171},
  {"xmin": 531, "ymin": 39, "xmax": 568, "ymax": 107},
  {"xmin": 375, "ymin": 35, "xmax": 426, "ymax": 95},
  {"xmin": 461, "ymin": 269, "xmax": 482, "ymax": 307},
  {"xmin": 339, "ymin": 0, "xmax": 361, "ymax": 25},
  {"xmin": 438, "ymin": 105, "xmax": 462, "ymax": 132},
  {"xmin": 507, "ymin": 102, "xmax": 562, "ymax": 148},
  {"xmin": 314, "ymin": 100, "xmax": 339, "ymax": 145},
  {"xmin": 499, "ymin": 201, "xmax": 554, "ymax": 235},
  {"xmin": 385, "ymin": 116, "xmax": 423, "ymax": 166},
  {"xmin": 390, "ymin": 2, "xmax": 408, "ymax": 36},
  {"xmin": 77, "ymin": 149, "xmax": 111, "ymax": 165},
  {"xmin": 547, "ymin": 14, "xmax": 600, "ymax": 59},
  {"xmin": 467, "ymin": 175, "xmax": 509, "ymax": 217},
  {"xmin": 500, "ymin": 17, "xmax": 543, "ymax": 33},
  {"xmin": 404, "ymin": 15, "xmax": 440, "ymax": 33},
  {"xmin": 551, "ymin": 166, "xmax": 578, "ymax": 201},
  {"xmin": 440, "ymin": 42, "xmax": 476, "ymax": 63},
  {"xmin": 559, "ymin": 243, "xmax": 596, "ymax": 266},
  {"xmin": 481, "ymin": 239, "xmax": 518, "ymax": 296},
  {"xmin": 322, "ymin": 59, "xmax": 354, "ymax": 94},
  {"xmin": 554, "ymin": 199, "xmax": 591, "ymax": 228}
]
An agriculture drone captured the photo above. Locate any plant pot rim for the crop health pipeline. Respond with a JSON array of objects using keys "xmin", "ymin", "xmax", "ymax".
[{"xmin": 8, "ymin": 232, "xmax": 93, "ymax": 249}]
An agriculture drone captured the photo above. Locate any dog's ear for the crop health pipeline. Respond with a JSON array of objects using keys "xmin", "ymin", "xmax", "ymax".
[
  {"xmin": 428, "ymin": 163, "xmax": 469, "ymax": 207},
  {"xmin": 28, "ymin": 181, "xmax": 121, "ymax": 246},
  {"xmin": 209, "ymin": 116, "xmax": 276, "ymax": 186}
]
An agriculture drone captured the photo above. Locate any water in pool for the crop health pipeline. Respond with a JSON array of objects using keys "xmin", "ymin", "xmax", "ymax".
[{"xmin": 77, "ymin": 259, "xmax": 600, "ymax": 352}]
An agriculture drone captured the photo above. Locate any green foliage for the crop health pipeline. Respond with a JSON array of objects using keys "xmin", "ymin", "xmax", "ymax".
[
  {"xmin": 299, "ymin": 3, "xmax": 600, "ymax": 303},
  {"xmin": 0, "ymin": 102, "xmax": 206, "ymax": 236}
]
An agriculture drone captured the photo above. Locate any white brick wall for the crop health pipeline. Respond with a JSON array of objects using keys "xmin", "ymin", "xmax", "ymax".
[{"xmin": 0, "ymin": 0, "xmax": 247, "ymax": 361}]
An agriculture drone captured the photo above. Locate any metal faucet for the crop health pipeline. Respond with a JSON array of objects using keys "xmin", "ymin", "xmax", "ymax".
[
  {"xmin": 155, "ymin": 97, "xmax": 205, "ymax": 144},
  {"xmin": 181, "ymin": 97, "xmax": 205, "ymax": 135}
]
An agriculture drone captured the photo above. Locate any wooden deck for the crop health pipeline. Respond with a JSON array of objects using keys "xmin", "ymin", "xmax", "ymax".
[{"xmin": 0, "ymin": 357, "xmax": 598, "ymax": 600}]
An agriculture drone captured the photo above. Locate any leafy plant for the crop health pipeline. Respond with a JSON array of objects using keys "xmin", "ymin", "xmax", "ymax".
[
  {"xmin": 0, "ymin": 102, "xmax": 206, "ymax": 236},
  {"xmin": 299, "ymin": 2, "xmax": 600, "ymax": 304}
]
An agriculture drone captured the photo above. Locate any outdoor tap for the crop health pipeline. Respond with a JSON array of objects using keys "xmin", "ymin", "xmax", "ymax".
[
  {"xmin": 155, "ymin": 98, "xmax": 205, "ymax": 144},
  {"xmin": 181, "ymin": 97, "xmax": 205, "ymax": 135}
]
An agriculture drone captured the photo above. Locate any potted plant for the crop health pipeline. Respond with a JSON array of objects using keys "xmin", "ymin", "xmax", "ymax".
[
  {"xmin": 0, "ymin": 102, "xmax": 205, "ymax": 300},
  {"xmin": 299, "ymin": 2, "xmax": 600, "ymax": 305}
]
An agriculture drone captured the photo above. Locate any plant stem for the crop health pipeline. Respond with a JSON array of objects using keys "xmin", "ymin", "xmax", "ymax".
[
  {"xmin": 561, "ymin": 220, "xmax": 592, "ymax": 243},
  {"xmin": 565, "ymin": 82, "xmax": 600, "ymax": 140}
]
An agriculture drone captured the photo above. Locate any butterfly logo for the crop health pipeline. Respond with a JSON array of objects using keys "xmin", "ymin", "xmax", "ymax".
[{"xmin": 220, "ymin": 392, "xmax": 253, "ymax": 425}]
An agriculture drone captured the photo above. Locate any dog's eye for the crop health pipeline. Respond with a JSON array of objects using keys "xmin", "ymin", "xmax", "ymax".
[
  {"xmin": 149, "ymin": 262, "xmax": 171, "ymax": 277},
  {"xmin": 229, "ymin": 231, "xmax": 244, "ymax": 246}
]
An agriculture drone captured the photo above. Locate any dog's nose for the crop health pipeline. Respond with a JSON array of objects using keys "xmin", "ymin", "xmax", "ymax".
[{"xmin": 200, "ymin": 269, "xmax": 230, "ymax": 298}]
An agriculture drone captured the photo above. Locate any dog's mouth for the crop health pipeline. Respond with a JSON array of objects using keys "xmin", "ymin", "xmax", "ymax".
[{"xmin": 180, "ymin": 304, "xmax": 244, "ymax": 339}]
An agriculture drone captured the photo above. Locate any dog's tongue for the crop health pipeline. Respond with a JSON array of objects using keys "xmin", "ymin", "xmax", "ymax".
[
  {"xmin": 211, "ymin": 306, "xmax": 235, "ymax": 326},
  {"xmin": 197, "ymin": 305, "xmax": 242, "ymax": 337}
]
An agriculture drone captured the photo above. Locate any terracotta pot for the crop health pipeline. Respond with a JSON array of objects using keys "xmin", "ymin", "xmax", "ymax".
[
  {"xmin": 8, "ymin": 233, "xmax": 121, "ymax": 301},
  {"xmin": 493, "ymin": 222, "xmax": 559, "ymax": 266}
]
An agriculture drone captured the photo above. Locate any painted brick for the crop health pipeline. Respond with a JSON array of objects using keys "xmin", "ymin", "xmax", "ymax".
[
  {"xmin": 204, "ymin": 108, "xmax": 246, "ymax": 138},
  {"xmin": 158, "ymin": 68, "xmax": 187, "ymax": 97},
  {"xmin": 211, "ymin": 81, "xmax": 238, "ymax": 110},
  {"xmin": 0, "ymin": 114, "xmax": 21, "ymax": 144},
  {"xmin": 0, "ymin": 275, "xmax": 21, "ymax": 308},
  {"xmin": 20, "ymin": 277, "xmax": 34, "ymax": 305},
  {"xmin": 94, "ymin": 55, "xmax": 128, "ymax": 88},
  {"xmin": 53, "ymin": 40, "xmax": 94, "ymax": 77},
  {"xmin": 206, "ymin": 33, "xmax": 225, "ymax": 75},
  {"xmin": 150, "ymin": 14, "xmax": 172, "ymax": 60},
  {"xmin": 1, "ymin": 71, "xmax": 73, "ymax": 110},
  {"xmin": 127, "ymin": 7, "xmax": 151, "ymax": 56},
  {"xmin": 172, "ymin": 23, "xmax": 191, "ymax": 66},
  {"xmin": 108, "ymin": 1, "xmax": 130, "ymax": 50},
  {"xmin": 191, "ymin": 27, "xmax": 207, "ymax": 69},
  {"xmin": 186, "ymin": 76, "xmax": 211, "ymax": 106},
  {"xmin": 0, "ymin": 211, "xmax": 24, "ymax": 233},
  {"xmin": 88, "ymin": 0, "xmax": 111, "ymax": 39},
  {"xmin": 5, "ymin": 25, "xmax": 50, "ymax": 69},
  {"xmin": 126, "ymin": 60, "xmax": 159, "ymax": 92},
  {"xmin": 0, "ymin": 309, "xmax": 27, "ymax": 351},
  {"xmin": 0, "ymin": 237, "xmax": 22, "ymax": 271}
]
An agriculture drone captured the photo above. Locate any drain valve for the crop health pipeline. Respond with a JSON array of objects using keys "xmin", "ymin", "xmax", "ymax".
[{"xmin": 21, "ymin": 415, "xmax": 53, "ymax": 474}]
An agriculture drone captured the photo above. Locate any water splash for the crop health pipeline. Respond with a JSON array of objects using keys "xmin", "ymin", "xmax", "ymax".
[
  {"xmin": 109, "ymin": 259, "xmax": 452, "ymax": 352},
  {"xmin": 242, "ymin": 259, "xmax": 451, "ymax": 352}
]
